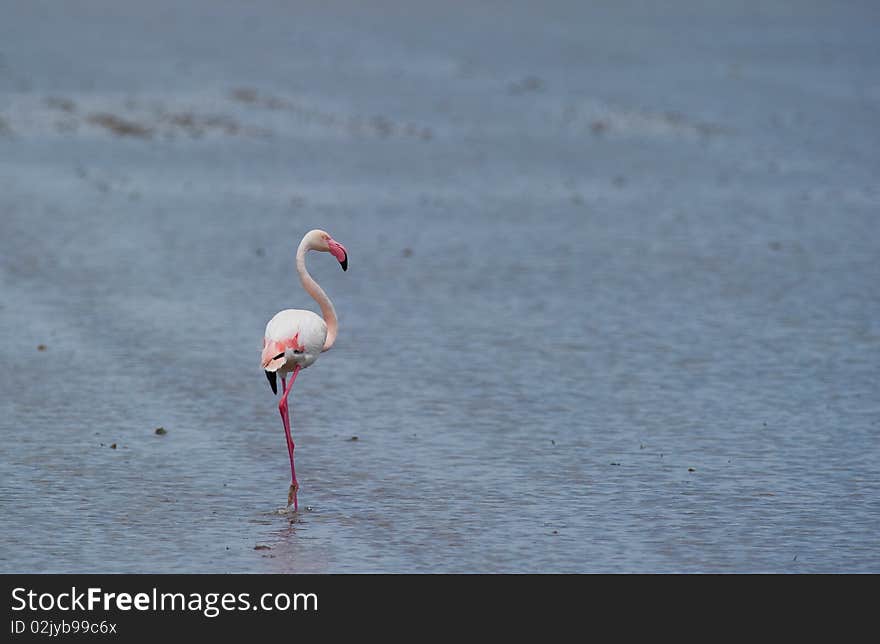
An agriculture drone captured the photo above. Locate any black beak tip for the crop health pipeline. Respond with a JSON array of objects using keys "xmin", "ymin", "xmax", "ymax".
[
  {"xmin": 340, "ymin": 253, "xmax": 348, "ymax": 272},
  {"xmin": 265, "ymin": 370, "xmax": 277, "ymax": 395}
]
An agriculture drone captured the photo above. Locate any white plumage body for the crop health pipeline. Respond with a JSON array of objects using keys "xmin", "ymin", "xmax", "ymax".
[{"xmin": 262, "ymin": 308, "xmax": 327, "ymax": 374}]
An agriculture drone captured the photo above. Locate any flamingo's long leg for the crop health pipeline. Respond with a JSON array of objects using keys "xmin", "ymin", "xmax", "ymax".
[
  {"xmin": 280, "ymin": 374, "xmax": 291, "ymax": 471},
  {"xmin": 278, "ymin": 365, "xmax": 302, "ymax": 510}
]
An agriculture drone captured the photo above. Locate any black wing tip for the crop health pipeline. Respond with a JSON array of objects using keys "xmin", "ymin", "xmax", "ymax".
[{"xmin": 265, "ymin": 370, "xmax": 277, "ymax": 395}]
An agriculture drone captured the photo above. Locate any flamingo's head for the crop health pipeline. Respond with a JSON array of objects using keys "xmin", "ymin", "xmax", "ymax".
[{"xmin": 307, "ymin": 229, "xmax": 348, "ymax": 271}]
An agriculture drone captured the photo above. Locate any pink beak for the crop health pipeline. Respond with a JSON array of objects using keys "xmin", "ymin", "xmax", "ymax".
[{"xmin": 327, "ymin": 238, "xmax": 348, "ymax": 271}]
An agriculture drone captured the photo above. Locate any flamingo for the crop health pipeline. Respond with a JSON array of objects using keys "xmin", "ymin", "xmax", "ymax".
[{"xmin": 261, "ymin": 229, "xmax": 348, "ymax": 511}]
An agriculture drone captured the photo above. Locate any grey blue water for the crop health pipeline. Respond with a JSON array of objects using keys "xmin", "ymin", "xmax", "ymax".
[{"xmin": 1, "ymin": 1, "xmax": 878, "ymax": 572}]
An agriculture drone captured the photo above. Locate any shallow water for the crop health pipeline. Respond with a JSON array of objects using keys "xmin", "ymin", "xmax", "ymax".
[{"xmin": 1, "ymin": 0, "xmax": 878, "ymax": 572}]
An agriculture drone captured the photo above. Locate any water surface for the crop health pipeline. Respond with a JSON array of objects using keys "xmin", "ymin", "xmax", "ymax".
[{"xmin": 0, "ymin": 0, "xmax": 878, "ymax": 572}]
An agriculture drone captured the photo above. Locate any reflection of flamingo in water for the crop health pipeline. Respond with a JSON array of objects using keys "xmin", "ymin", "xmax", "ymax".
[{"xmin": 261, "ymin": 229, "xmax": 348, "ymax": 511}]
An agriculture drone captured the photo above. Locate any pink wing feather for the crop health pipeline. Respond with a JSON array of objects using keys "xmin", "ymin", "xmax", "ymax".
[{"xmin": 261, "ymin": 333, "xmax": 304, "ymax": 371}]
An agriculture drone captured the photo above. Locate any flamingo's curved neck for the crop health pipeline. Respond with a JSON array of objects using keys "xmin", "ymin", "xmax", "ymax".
[{"xmin": 296, "ymin": 237, "xmax": 338, "ymax": 352}]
